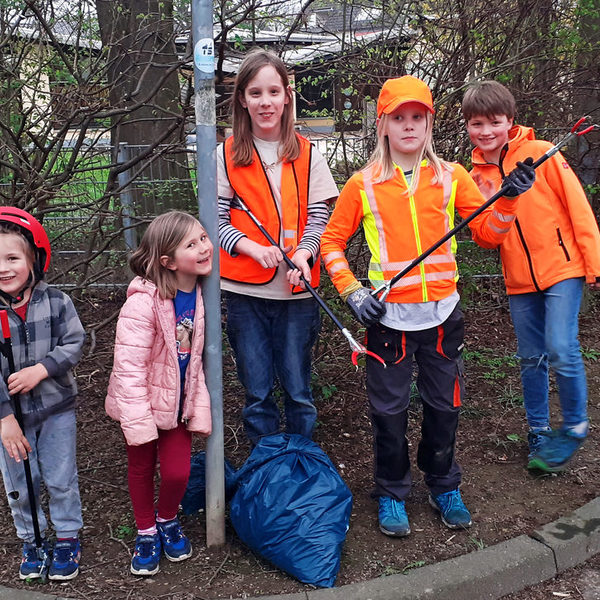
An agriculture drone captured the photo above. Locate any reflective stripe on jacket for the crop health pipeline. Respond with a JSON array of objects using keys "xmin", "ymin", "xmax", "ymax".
[
  {"xmin": 220, "ymin": 135, "xmax": 320, "ymax": 288},
  {"xmin": 470, "ymin": 125, "xmax": 600, "ymax": 294},
  {"xmin": 321, "ymin": 162, "xmax": 519, "ymax": 303}
]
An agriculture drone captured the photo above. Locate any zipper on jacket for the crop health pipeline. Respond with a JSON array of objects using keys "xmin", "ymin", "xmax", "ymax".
[
  {"xmin": 556, "ymin": 227, "xmax": 571, "ymax": 262},
  {"xmin": 515, "ymin": 218, "xmax": 542, "ymax": 292},
  {"xmin": 497, "ymin": 144, "xmax": 509, "ymax": 178}
]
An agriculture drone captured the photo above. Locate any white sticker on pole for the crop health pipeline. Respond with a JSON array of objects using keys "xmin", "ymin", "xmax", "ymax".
[{"xmin": 194, "ymin": 38, "xmax": 214, "ymax": 73}]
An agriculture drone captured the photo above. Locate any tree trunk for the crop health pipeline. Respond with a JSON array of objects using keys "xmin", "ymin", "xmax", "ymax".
[{"xmin": 95, "ymin": 0, "xmax": 194, "ymax": 216}]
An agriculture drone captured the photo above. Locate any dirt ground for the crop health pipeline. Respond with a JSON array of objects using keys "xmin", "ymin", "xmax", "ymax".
[{"xmin": 1, "ymin": 290, "xmax": 599, "ymax": 600}]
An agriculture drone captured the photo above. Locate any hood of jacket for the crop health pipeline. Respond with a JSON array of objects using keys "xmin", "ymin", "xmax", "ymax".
[{"xmin": 126, "ymin": 276, "xmax": 159, "ymax": 299}]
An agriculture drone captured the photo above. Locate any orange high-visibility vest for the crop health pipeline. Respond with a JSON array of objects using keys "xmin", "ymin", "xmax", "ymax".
[
  {"xmin": 360, "ymin": 166, "xmax": 459, "ymax": 302},
  {"xmin": 220, "ymin": 135, "xmax": 320, "ymax": 288}
]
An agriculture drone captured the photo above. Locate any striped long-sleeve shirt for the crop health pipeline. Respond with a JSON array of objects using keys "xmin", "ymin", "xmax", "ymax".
[{"xmin": 218, "ymin": 196, "xmax": 329, "ymax": 261}]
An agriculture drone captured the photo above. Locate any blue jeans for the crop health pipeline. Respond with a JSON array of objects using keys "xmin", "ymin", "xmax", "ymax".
[
  {"xmin": 225, "ymin": 292, "xmax": 321, "ymax": 444},
  {"xmin": 0, "ymin": 410, "xmax": 83, "ymax": 542},
  {"xmin": 509, "ymin": 277, "xmax": 588, "ymax": 434}
]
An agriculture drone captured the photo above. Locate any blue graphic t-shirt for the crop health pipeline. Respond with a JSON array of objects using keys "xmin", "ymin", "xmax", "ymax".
[{"xmin": 173, "ymin": 288, "xmax": 196, "ymax": 405}]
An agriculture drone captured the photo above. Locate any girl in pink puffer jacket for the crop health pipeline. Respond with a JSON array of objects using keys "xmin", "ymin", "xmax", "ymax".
[{"xmin": 105, "ymin": 211, "xmax": 213, "ymax": 577}]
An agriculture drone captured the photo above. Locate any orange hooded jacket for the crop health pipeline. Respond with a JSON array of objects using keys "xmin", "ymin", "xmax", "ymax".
[{"xmin": 470, "ymin": 125, "xmax": 600, "ymax": 295}]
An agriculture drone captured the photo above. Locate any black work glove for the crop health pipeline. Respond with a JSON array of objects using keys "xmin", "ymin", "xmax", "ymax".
[
  {"xmin": 347, "ymin": 287, "xmax": 386, "ymax": 327},
  {"xmin": 502, "ymin": 157, "xmax": 535, "ymax": 198}
]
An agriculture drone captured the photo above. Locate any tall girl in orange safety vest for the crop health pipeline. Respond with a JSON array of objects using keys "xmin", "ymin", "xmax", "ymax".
[
  {"xmin": 218, "ymin": 49, "xmax": 338, "ymax": 446},
  {"xmin": 321, "ymin": 75, "xmax": 535, "ymax": 537}
]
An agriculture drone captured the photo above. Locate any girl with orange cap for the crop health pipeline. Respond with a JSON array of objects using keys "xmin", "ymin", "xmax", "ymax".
[{"xmin": 321, "ymin": 75, "xmax": 535, "ymax": 537}]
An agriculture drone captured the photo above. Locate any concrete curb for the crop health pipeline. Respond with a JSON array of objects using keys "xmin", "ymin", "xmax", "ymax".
[
  {"xmin": 251, "ymin": 496, "xmax": 600, "ymax": 600},
  {"xmin": 2, "ymin": 497, "xmax": 600, "ymax": 600}
]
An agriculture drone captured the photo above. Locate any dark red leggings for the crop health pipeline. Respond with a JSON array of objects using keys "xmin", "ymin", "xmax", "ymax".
[{"xmin": 126, "ymin": 423, "xmax": 192, "ymax": 530}]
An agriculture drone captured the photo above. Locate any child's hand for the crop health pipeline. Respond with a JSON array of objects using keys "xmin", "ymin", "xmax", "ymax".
[
  {"xmin": 473, "ymin": 173, "xmax": 496, "ymax": 200},
  {"xmin": 502, "ymin": 158, "xmax": 536, "ymax": 198},
  {"xmin": 244, "ymin": 241, "xmax": 292, "ymax": 269},
  {"xmin": 7, "ymin": 364, "xmax": 49, "ymax": 396},
  {"xmin": 0, "ymin": 414, "xmax": 31, "ymax": 462},
  {"xmin": 286, "ymin": 249, "xmax": 312, "ymax": 288}
]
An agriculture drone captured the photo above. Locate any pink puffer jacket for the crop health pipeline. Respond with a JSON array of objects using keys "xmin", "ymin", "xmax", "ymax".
[{"xmin": 105, "ymin": 277, "xmax": 212, "ymax": 446}]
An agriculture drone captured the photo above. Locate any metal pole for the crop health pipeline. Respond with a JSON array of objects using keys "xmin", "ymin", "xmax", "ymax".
[{"xmin": 191, "ymin": 0, "xmax": 225, "ymax": 546}]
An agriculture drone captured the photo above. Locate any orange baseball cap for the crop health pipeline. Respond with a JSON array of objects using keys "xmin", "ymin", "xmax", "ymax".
[{"xmin": 377, "ymin": 75, "xmax": 435, "ymax": 118}]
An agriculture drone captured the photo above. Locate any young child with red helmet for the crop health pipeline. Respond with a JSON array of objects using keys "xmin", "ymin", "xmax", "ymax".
[{"xmin": 0, "ymin": 207, "xmax": 85, "ymax": 581}]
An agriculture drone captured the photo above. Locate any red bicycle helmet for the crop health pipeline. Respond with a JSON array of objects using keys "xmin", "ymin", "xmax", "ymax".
[{"xmin": 0, "ymin": 206, "xmax": 51, "ymax": 277}]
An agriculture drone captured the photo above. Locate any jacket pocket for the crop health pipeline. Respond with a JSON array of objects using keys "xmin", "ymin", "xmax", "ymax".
[{"xmin": 556, "ymin": 227, "xmax": 571, "ymax": 262}]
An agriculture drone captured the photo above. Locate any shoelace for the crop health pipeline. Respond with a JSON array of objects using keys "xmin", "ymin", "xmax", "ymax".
[
  {"xmin": 381, "ymin": 497, "xmax": 405, "ymax": 519},
  {"xmin": 53, "ymin": 541, "xmax": 76, "ymax": 563},
  {"xmin": 161, "ymin": 522, "xmax": 183, "ymax": 543},
  {"xmin": 135, "ymin": 537, "xmax": 158, "ymax": 558},
  {"xmin": 23, "ymin": 545, "xmax": 39, "ymax": 563},
  {"xmin": 437, "ymin": 491, "xmax": 460, "ymax": 513}
]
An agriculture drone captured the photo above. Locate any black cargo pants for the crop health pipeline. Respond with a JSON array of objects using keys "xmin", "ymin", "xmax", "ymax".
[{"xmin": 365, "ymin": 304, "xmax": 465, "ymax": 500}]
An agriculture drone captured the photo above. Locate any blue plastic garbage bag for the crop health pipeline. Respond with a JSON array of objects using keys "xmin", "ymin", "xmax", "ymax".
[
  {"xmin": 230, "ymin": 433, "xmax": 353, "ymax": 588},
  {"xmin": 181, "ymin": 451, "xmax": 237, "ymax": 515}
]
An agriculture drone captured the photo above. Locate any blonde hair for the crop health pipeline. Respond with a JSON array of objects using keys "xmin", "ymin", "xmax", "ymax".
[
  {"xmin": 231, "ymin": 48, "xmax": 299, "ymax": 167},
  {"xmin": 363, "ymin": 112, "xmax": 451, "ymax": 193},
  {"xmin": 128, "ymin": 211, "xmax": 204, "ymax": 299}
]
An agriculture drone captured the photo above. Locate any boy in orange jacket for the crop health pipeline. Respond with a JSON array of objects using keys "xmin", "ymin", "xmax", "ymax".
[{"xmin": 462, "ymin": 80, "xmax": 600, "ymax": 473}]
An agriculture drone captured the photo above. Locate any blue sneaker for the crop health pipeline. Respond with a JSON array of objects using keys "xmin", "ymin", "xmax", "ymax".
[
  {"xmin": 528, "ymin": 429, "xmax": 585, "ymax": 473},
  {"xmin": 378, "ymin": 496, "xmax": 410, "ymax": 537},
  {"xmin": 130, "ymin": 534, "xmax": 161, "ymax": 576},
  {"xmin": 527, "ymin": 427, "xmax": 552, "ymax": 459},
  {"xmin": 157, "ymin": 518, "xmax": 192, "ymax": 561},
  {"xmin": 429, "ymin": 489, "xmax": 472, "ymax": 529},
  {"xmin": 19, "ymin": 541, "xmax": 51, "ymax": 580},
  {"xmin": 49, "ymin": 538, "xmax": 81, "ymax": 581}
]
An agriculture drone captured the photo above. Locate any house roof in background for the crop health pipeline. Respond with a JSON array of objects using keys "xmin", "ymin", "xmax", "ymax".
[{"xmin": 8, "ymin": 0, "xmax": 100, "ymax": 49}]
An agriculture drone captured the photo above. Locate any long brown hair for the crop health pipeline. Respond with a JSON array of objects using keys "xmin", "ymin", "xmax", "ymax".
[
  {"xmin": 128, "ymin": 211, "xmax": 202, "ymax": 299},
  {"xmin": 231, "ymin": 48, "xmax": 299, "ymax": 166}
]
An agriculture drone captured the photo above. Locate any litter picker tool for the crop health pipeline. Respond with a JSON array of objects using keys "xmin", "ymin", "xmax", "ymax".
[
  {"xmin": 232, "ymin": 197, "xmax": 385, "ymax": 366},
  {"xmin": 371, "ymin": 116, "xmax": 599, "ymax": 302},
  {"xmin": 0, "ymin": 309, "xmax": 50, "ymax": 581}
]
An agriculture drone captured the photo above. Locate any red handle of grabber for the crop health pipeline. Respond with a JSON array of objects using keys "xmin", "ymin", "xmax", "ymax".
[
  {"xmin": 0, "ymin": 310, "xmax": 10, "ymax": 340},
  {"xmin": 577, "ymin": 125, "xmax": 595, "ymax": 136},
  {"xmin": 571, "ymin": 116, "xmax": 596, "ymax": 137},
  {"xmin": 571, "ymin": 116, "xmax": 587, "ymax": 132}
]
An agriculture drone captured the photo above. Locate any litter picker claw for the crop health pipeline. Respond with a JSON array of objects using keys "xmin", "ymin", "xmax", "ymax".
[
  {"xmin": 370, "ymin": 116, "xmax": 599, "ymax": 302},
  {"xmin": 232, "ymin": 197, "xmax": 386, "ymax": 367},
  {"xmin": 0, "ymin": 309, "xmax": 50, "ymax": 581}
]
